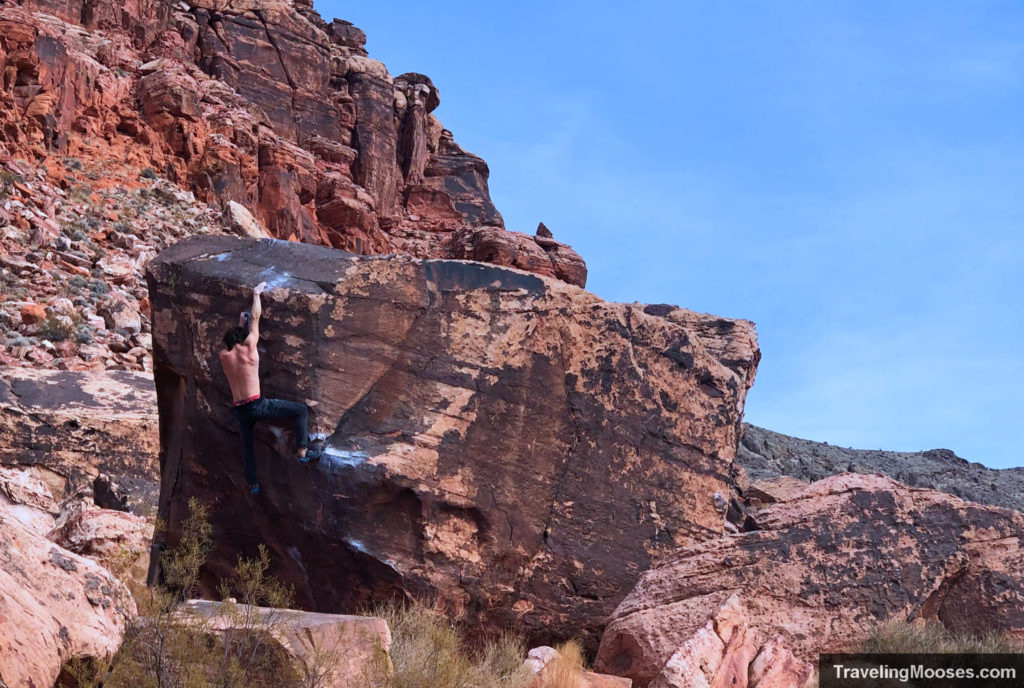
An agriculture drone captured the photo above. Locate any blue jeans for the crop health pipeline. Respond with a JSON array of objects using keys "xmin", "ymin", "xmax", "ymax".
[{"xmin": 232, "ymin": 397, "xmax": 308, "ymax": 486}]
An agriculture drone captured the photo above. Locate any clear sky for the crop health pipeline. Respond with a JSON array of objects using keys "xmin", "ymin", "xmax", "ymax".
[{"xmin": 317, "ymin": 1, "xmax": 1023, "ymax": 468}]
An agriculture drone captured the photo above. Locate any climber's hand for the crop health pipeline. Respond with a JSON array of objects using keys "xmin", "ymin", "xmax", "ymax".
[{"xmin": 254, "ymin": 281, "xmax": 267, "ymax": 295}]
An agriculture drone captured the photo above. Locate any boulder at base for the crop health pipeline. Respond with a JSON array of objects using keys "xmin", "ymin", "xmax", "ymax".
[
  {"xmin": 179, "ymin": 600, "xmax": 391, "ymax": 688},
  {"xmin": 595, "ymin": 473, "xmax": 1024, "ymax": 687},
  {"xmin": 0, "ymin": 501, "xmax": 136, "ymax": 688},
  {"xmin": 146, "ymin": 236, "xmax": 759, "ymax": 646}
]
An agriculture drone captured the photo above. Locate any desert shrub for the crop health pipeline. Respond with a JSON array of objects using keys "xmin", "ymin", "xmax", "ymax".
[
  {"xmin": 366, "ymin": 599, "xmax": 533, "ymax": 688},
  {"xmin": 0, "ymin": 170, "xmax": 17, "ymax": 200},
  {"xmin": 64, "ymin": 504, "xmax": 541, "ymax": 688},
  {"xmin": 140, "ymin": 167, "xmax": 157, "ymax": 179},
  {"xmin": 60, "ymin": 499, "xmax": 308, "ymax": 688},
  {"xmin": 860, "ymin": 618, "xmax": 1022, "ymax": 654},
  {"xmin": 40, "ymin": 313, "xmax": 78, "ymax": 342},
  {"xmin": 541, "ymin": 639, "xmax": 586, "ymax": 688}
]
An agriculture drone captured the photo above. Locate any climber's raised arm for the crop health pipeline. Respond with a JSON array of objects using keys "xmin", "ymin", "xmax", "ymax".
[{"xmin": 244, "ymin": 281, "xmax": 266, "ymax": 347}]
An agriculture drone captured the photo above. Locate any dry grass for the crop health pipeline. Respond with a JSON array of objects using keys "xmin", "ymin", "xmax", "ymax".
[
  {"xmin": 367, "ymin": 599, "xmax": 535, "ymax": 688},
  {"xmin": 542, "ymin": 639, "xmax": 586, "ymax": 688},
  {"xmin": 860, "ymin": 618, "xmax": 1023, "ymax": 654}
]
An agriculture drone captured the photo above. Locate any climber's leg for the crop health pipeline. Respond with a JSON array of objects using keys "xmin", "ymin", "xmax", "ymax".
[
  {"xmin": 233, "ymin": 405, "xmax": 259, "ymax": 490},
  {"xmin": 255, "ymin": 398, "xmax": 311, "ymax": 455}
]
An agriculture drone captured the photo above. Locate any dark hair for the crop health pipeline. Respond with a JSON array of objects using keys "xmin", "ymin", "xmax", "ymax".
[{"xmin": 223, "ymin": 326, "xmax": 249, "ymax": 350}]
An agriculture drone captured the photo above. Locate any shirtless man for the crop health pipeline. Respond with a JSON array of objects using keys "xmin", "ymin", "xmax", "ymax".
[{"xmin": 220, "ymin": 281, "xmax": 319, "ymax": 495}]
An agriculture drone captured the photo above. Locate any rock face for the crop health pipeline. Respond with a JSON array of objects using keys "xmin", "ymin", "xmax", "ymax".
[
  {"xmin": 647, "ymin": 595, "xmax": 810, "ymax": 688},
  {"xmin": 738, "ymin": 424, "xmax": 1024, "ymax": 512},
  {"xmin": 0, "ymin": 0, "xmax": 586, "ymax": 285},
  {"xmin": 147, "ymin": 235, "xmax": 759, "ymax": 647},
  {"xmin": 0, "ymin": 498, "xmax": 136, "ymax": 688},
  {"xmin": 595, "ymin": 473, "xmax": 1024, "ymax": 687},
  {"xmin": 0, "ymin": 367, "xmax": 159, "ymax": 511}
]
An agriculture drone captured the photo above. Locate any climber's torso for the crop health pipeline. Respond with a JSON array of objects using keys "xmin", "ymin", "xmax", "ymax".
[{"xmin": 220, "ymin": 344, "xmax": 261, "ymax": 404}]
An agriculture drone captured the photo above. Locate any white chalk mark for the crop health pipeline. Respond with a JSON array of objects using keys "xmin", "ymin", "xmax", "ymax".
[
  {"xmin": 321, "ymin": 445, "xmax": 368, "ymax": 467},
  {"xmin": 257, "ymin": 266, "xmax": 293, "ymax": 290}
]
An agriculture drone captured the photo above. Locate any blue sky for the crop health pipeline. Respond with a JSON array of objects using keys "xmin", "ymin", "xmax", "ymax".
[{"xmin": 317, "ymin": 1, "xmax": 1024, "ymax": 468}]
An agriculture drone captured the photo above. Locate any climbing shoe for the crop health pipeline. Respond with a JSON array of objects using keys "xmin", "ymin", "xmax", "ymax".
[
  {"xmin": 249, "ymin": 483, "xmax": 261, "ymax": 495},
  {"xmin": 299, "ymin": 448, "xmax": 322, "ymax": 464}
]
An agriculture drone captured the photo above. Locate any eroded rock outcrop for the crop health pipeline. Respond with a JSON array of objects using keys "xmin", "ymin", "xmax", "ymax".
[
  {"xmin": 595, "ymin": 473, "xmax": 1024, "ymax": 687},
  {"xmin": 0, "ymin": 0, "xmax": 587, "ymax": 285},
  {"xmin": 0, "ymin": 367, "xmax": 159, "ymax": 511},
  {"xmin": 147, "ymin": 235, "xmax": 759, "ymax": 647},
  {"xmin": 647, "ymin": 595, "xmax": 810, "ymax": 688}
]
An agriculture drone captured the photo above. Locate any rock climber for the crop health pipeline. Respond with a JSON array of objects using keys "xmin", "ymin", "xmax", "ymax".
[{"xmin": 219, "ymin": 280, "xmax": 319, "ymax": 495}]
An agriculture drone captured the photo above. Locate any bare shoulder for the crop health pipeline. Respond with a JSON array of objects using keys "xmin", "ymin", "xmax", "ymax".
[{"xmin": 239, "ymin": 341, "xmax": 259, "ymax": 362}]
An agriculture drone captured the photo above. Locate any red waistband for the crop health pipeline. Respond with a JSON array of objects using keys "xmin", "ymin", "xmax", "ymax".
[{"xmin": 233, "ymin": 394, "xmax": 261, "ymax": 407}]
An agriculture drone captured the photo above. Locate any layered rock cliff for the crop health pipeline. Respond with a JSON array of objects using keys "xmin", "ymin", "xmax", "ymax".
[
  {"xmin": 0, "ymin": 0, "xmax": 585, "ymax": 285},
  {"xmin": 146, "ymin": 235, "xmax": 760, "ymax": 648}
]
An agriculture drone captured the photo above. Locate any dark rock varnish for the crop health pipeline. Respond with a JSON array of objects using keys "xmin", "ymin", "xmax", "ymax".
[{"xmin": 147, "ymin": 235, "xmax": 759, "ymax": 647}]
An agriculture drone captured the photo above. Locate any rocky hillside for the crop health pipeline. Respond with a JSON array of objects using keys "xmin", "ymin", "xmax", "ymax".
[
  {"xmin": 0, "ymin": 0, "xmax": 586, "ymax": 280},
  {"xmin": 738, "ymin": 423, "xmax": 1024, "ymax": 512},
  {"xmin": 1, "ymin": 0, "xmax": 587, "ymax": 371}
]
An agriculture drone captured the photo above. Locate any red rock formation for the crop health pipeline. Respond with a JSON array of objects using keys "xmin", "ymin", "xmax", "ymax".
[
  {"xmin": 595, "ymin": 473, "xmax": 1024, "ymax": 687},
  {"xmin": 0, "ymin": 0, "xmax": 587, "ymax": 285},
  {"xmin": 146, "ymin": 236, "xmax": 759, "ymax": 648}
]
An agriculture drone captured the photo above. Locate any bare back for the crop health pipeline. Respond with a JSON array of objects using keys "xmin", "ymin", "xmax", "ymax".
[{"xmin": 220, "ymin": 343, "xmax": 260, "ymax": 403}]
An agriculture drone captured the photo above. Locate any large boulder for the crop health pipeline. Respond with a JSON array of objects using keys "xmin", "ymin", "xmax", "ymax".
[
  {"xmin": 0, "ymin": 501, "xmax": 136, "ymax": 688},
  {"xmin": 595, "ymin": 473, "xmax": 1024, "ymax": 686},
  {"xmin": 147, "ymin": 235, "xmax": 759, "ymax": 647}
]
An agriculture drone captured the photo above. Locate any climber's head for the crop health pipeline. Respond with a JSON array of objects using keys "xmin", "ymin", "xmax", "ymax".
[{"xmin": 222, "ymin": 326, "xmax": 249, "ymax": 351}]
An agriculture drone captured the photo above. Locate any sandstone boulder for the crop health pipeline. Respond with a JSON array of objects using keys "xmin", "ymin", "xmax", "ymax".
[
  {"xmin": 0, "ymin": 463, "xmax": 61, "ymax": 534},
  {"xmin": 647, "ymin": 595, "xmax": 810, "ymax": 688},
  {"xmin": 178, "ymin": 600, "xmax": 392, "ymax": 688},
  {"xmin": 0, "ymin": 501, "xmax": 136, "ymax": 688},
  {"xmin": 48, "ymin": 498, "xmax": 151, "ymax": 563},
  {"xmin": 595, "ymin": 473, "xmax": 1024, "ymax": 686},
  {"xmin": 147, "ymin": 235, "xmax": 759, "ymax": 647}
]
